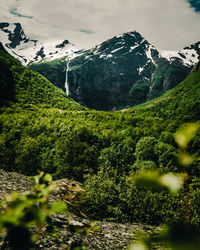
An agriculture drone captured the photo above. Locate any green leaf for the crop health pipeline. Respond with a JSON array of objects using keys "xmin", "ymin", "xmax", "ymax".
[
  {"xmin": 43, "ymin": 173, "xmax": 52, "ymax": 183},
  {"xmin": 133, "ymin": 171, "xmax": 184, "ymax": 194},
  {"xmin": 159, "ymin": 174, "xmax": 184, "ymax": 193},
  {"xmin": 50, "ymin": 202, "xmax": 67, "ymax": 213},
  {"xmin": 175, "ymin": 123, "xmax": 199, "ymax": 148}
]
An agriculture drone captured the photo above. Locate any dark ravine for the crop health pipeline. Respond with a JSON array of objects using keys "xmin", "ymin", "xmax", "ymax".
[{"xmin": 0, "ymin": 169, "xmax": 160, "ymax": 249}]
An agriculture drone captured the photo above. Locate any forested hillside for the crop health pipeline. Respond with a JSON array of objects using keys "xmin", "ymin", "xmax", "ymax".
[
  {"xmin": 1, "ymin": 43, "xmax": 200, "ymax": 228},
  {"xmin": 0, "ymin": 43, "xmax": 85, "ymax": 111}
]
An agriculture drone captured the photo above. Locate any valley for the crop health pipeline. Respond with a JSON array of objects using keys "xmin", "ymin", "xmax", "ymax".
[{"xmin": 0, "ymin": 21, "xmax": 200, "ymax": 249}]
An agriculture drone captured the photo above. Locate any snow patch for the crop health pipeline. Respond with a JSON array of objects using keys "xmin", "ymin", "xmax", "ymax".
[
  {"xmin": 146, "ymin": 45, "xmax": 154, "ymax": 62},
  {"xmin": 128, "ymin": 32, "xmax": 136, "ymax": 38},
  {"xmin": 99, "ymin": 54, "xmax": 106, "ymax": 58},
  {"xmin": 130, "ymin": 45, "xmax": 138, "ymax": 50},
  {"xmin": 138, "ymin": 67, "xmax": 144, "ymax": 74},
  {"xmin": 140, "ymin": 38, "xmax": 146, "ymax": 44},
  {"xmin": 159, "ymin": 49, "xmax": 199, "ymax": 67},
  {"xmin": 6, "ymin": 23, "xmax": 16, "ymax": 34},
  {"xmin": 111, "ymin": 47, "xmax": 123, "ymax": 53}
]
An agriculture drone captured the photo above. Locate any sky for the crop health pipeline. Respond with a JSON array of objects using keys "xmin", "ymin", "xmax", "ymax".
[{"xmin": 0, "ymin": 0, "xmax": 200, "ymax": 50}]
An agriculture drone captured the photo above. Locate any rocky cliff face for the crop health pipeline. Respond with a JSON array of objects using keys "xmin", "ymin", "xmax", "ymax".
[
  {"xmin": 29, "ymin": 57, "xmax": 68, "ymax": 91},
  {"xmin": 187, "ymin": 0, "xmax": 200, "ymax": 12},
  {"xmin": 67, "ymin": 32, "xmax": 199, "ymax": 110},
  {"xmin": 68, "ymin": 31, "xmax": 157, "ymax": 110}
]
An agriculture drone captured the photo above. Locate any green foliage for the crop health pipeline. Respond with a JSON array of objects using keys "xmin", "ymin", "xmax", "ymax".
[
  {"xmin": 98, "ymin": 143, "xmax": 135, "ymax": 179},
  {"xmin": 0, "ymin": 172, "xmax": 67, "ymax": 249},
  {"xmin": 134, "ymin": 70, "xmax": 200, "ymax": 124},
  {"xmin": 1, "ymin": 47, "xmax": 200, "ymax": 227},
  {"xmin": 155, "ymin": 142, "xmax": 178, "ymax": 173},
  {"xmin": 0, "ymin": 47, "xmax": 85, "ymax": 111},
  {"xmin": 131, "ymin": 160, "xmax": 157, "ymax": 172},
  {"xmin": 130, "ymin": 123, "xmax": 200, "ymax": 249},
  {"xmin": 135, "ymin": 136, "xmax": 158, "ymax": 162},
  {"xmin": 29, "ymin": 57, "xmax": 67, "ymax": 91},
  {"xmin": 132, "ymin": 171, "xmax": 184, "ymax": 194}
]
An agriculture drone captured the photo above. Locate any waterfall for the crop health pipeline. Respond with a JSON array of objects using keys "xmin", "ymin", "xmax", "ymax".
[{"xmin": 65, "ymin": 61, "xmax": 70, "ymax": 95}]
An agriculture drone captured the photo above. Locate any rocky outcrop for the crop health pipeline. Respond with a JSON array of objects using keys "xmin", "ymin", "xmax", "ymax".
[
  {"xmin": 191, "ymin": 61, "xmax": 200, "ymax": 73},
  {"xmin": 148, "ymin": 57, "xmax": 190, "ymax": 100},
  {"xmin": 0, "ymin": 169, "xmax": 160, "ymax": 249},
  {"xmin": 187, "ymin": 0, "xmax": 200, "ymax": 12}
]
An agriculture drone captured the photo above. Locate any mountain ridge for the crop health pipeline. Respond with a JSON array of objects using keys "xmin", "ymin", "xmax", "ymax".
[
  {"xmin": 1, "ymin": 22, "xmax": 200, "ymax": 110},
  {"xmin": 66, "ymin": 31, "xmax": 199, "ymax": 110},
  {"xmin": 0, "ymin": 22, "xmax": 78, "ymax": 65}
]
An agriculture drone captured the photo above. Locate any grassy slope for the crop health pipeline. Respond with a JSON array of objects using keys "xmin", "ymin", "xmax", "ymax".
[
  {"xmin": 0, "ymin": 46, "xmax": 85, "ymax": 111},
  {"xmin": 129, "ymin": 69, "xmax": 200, "ymax": 123},
  {"xmin": 28, "ymin": 57, "xmax": 67, "ymax": 91}
]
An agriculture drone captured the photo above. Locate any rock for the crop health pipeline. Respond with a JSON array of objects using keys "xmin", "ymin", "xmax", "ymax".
[
  {"xmin": 191, "ymin": 61, "xmax": 200, "ymax": 73},
  {"xmin": 0, "ymin": 169, "xmax": 160, "ymax": 249}
]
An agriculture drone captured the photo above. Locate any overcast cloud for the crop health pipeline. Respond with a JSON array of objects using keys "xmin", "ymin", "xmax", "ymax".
[{"xmin": 0, "ymin": 0, "xmax": 200, "ymax": 50}]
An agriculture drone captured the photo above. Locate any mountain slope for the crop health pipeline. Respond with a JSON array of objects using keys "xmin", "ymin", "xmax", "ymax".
[
  {"xmin": 67, "ymin": 32, "xmax": 199, "ymax": 110},
  {"xmin": 130, "ymin": 63, "xmax": 200, "ymax": 124},
  {"xmin": 29, "ymin": 57, "xmax": 68, "ymax": 92},
  {"xmin": 0, "ymin": 43, "xmax": 85, "ymax": 111}
]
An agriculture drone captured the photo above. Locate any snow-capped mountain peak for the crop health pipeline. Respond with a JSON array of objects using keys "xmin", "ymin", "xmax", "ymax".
[
  {"xmin": 0, "ymin": 22, "xmax": 78, "ymax": 65},
  {"xmin": 89, "ymin": 29, "xmax": 158, "ymax": 68}
]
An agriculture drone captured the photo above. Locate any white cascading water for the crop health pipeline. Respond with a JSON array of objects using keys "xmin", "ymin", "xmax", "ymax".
[{"xmin": 65, "ymin": 61, "xmax": 70, "ymax": 95}]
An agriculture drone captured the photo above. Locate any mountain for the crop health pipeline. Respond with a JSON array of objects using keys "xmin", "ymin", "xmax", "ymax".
[
  {"xmin": 187, "ymin": 0, "xmax": 200, "ymax": 12},
  {"xmin": 0, "ymin": 22, "xmax": 78, "ymax": 66},
  {"xmin": 29, "ymin": 30, "xmax": 200, "ymax": 110},
  {"xmin": 67, "ymin": 32, "xmax": 200, "ymax": 110},
  {"xmin": 0, "ymin": 41, "xmax": 85, "ymax": 111},
  {"xmin": 1, "ymin": 22, "xmax": 200, "ymax": 110},
  {"xmin": 0, "ymin": 22, "xmax": 82, "ymax": 92}
]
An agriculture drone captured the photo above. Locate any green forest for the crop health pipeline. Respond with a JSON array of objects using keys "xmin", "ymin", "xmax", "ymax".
[{"xmin": 1, "ymin": 42, "xmax": 200, "ymax": 248}]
